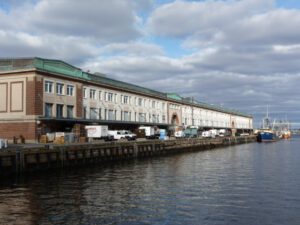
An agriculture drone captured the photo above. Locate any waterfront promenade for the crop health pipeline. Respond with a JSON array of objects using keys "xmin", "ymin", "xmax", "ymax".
[{"xmin": 0, "ymin": 136, "xmax": 256, "ymax": 175}]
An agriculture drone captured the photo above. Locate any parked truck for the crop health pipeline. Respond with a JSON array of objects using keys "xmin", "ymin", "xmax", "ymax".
[
  {"xmin": 108, "ymin": 130, "xmax": 137, "ymax": 141},
  {"xmin": 139, "ymin": 126, "xmax": 156, "ymax": 139},
  {"xmin": 184, "ymin": 127, "xmax": 198, "ymax": 138},
  {"xmin": 85, "ymin": 125, "xmax": 113, "ymax": 141}
]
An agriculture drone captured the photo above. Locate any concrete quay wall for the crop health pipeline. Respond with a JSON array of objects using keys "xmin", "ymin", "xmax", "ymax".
[{"xmin": 0, "ymin": 136, "xmax": 256, "ymax": 175}]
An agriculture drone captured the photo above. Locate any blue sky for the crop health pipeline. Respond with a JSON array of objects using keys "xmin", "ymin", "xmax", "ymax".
[
  {"xmin": 277, "ymin": 0, "xmax": 300, "ymax": 8},
  {"xmin": 1, "ymin": 0, "xmax": 300, "ymax": 128}
]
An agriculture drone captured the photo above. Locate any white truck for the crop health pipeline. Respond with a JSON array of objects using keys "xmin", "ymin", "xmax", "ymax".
[
  {"xmin": 202, "ymin": 130, "xmax": 212, "ymax": 138},
  {"xmin": 120, "ymin": 130, "xmax": 137, "ymax": 140},
  {"xmin": 85, "ymin": 125, "xmax": 113, "ymax": 141},
  {"xmin": 209, "ymin": 129, "xmax": 219, "ymax": 138},
  {"xmin": 174, "ymin": 130, "xmax": 185, "ymax": 138},
  {"xmin": 108, "ymin": 130, "xmax": 136, "ymax": 141},
  {"xmin": 139, "ymin": 126, "xmax": 156, "ymax": 139},
  {"xmin": 218, "ymin": 129, "xmax": 226, "ymax": 137}
]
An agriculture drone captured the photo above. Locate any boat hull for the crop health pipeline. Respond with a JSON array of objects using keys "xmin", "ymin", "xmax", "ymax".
[{"xmin": 257, "ymin": 131, "xmax": 276, "ymax": 142}]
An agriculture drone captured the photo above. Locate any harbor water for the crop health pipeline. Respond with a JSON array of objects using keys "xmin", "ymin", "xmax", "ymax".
[{"xmin": 1, "ymin": 137, "xmax": 300, "ymax": 225}]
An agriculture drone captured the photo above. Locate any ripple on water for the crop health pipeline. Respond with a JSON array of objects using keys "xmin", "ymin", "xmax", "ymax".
[{"xmin": 1, "ymin": 138, "xmax": 300, "ymax": 225}]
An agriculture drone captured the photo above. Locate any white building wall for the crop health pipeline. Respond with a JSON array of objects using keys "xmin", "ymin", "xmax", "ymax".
[
  {"xmin": 180, "ymin": 105, "xmax": 250, "ymax": 129},
  {"xmin": 81, "ymin": 86, "xmax": 253, "ymax": 129},
  {"xmin": 82, "ymin": 85, "xmax": 168, "ymax": 124}
]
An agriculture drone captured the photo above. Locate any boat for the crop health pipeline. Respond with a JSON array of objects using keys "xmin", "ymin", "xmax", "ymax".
[
  {"xmin": 257, "ymin": 107, "xmax": 278, "ymax": 142},
  {"xmin": 280, "ymin": 130, "xmax": 291, "ymax": 139},
  {"xmin": 257, "ymin": 129, "xmax": 276, "ymax": 142},
  {"xmin": 273, "ymin": 118, "xmax": 292, "ymax": 139}
]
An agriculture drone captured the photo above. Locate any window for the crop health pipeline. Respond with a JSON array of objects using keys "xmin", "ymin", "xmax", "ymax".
[
  {"xmin": 162, "ymin": 103, "xmax": 165, "ymax": 110},
  {"xmin": 123, "ymin": 111, "xmax": 130, "ymax": 121},
  {"xmin": 83, "ymin": 88, "xmax": 88, "ymax": 98},
  {"xmin": 83, "ymin": 106, "xmax": 87, "ymax": 119},
  {"xmin": 108, "ymin": 109, "xmax": 115, "ymax": 120},
  {"xmin": 90, "ymin": 108, "xmax": 98, "ymax": 119},
  {"xmin": 99, "ymin": 91, "xmax": 102, "ymax": 100},
  {"xmin": 99, "ymin": 108, "xmax": 102, "ymax": 119},
  {"xmin": 162, "ymin": 115, "xmax": 166, "ymax": 123},
  {"xmin": 45, "ymin": 81, "xmax": 53, "ymax": 93},
  {"xmin": 45, "ymin": 103, "xmax": 53, "ymax": 117},
  {"xmin": 67, "ymin": 105, "xmax": 74, "ymax": 118},
  {"xmin": 122, "ymin": 95, "xmax": 129, "ymax": 104},
  {"xmin": 66, "ymin": 85, "xmax": 74, "ymax": 96},
  {"xmin": 56, "ymin": 104, "xmax": 64, "ymax": 118},
  {"xmin": 152, "ymin": 114, "xmax": 156, "ymax": 123},
  {"xmin": 138, "ymin": 98, "xmax": 143, "ymax": 106},
  {"xmin": 56, "ymin": 83, "xmax": 64, "ymax": 95},
  {"xmin": 83, "ymin": 107, "xmax": 87, "ymax": 119},
  {"xmin": 152, "ymin": 101, "xmax": 156, "ymax": 108},
  {"xmin": 106, "ymin": 92, "xmax": 113, "ymax": 102},
  {"xmin": 90, "ymin": 89, "xmax": 96, "ymax": 99},
  {"xmin": 138, "ymin": 113, "xmax": 146, "ymax": 122}
]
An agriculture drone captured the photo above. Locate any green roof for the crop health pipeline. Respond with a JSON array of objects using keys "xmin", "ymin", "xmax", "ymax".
[
  {"xmin": 167, "ymin": 93, "xmax": 183, "ymax": 101},
  {"xmin": 0, "ymin": 57, "xmax": 252, "ymax": 118}
]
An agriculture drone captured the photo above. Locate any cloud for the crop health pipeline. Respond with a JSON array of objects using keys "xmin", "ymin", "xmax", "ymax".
[
  {"xmin": 0, "ymin": 31, "xmax": 98, "ymax": 63},
  {"xmin": 1, "ymin": 0, "xmax": 141, "ymax": 43},
  {"xmin": 99, "ymin": 42, "xmax": 165, "ymax": 57},
  {"xmin": 147, "ymin": 0, "xmax": 300, "ymax": 76},
  {"xmin": 1, "ymin": 0, "xmax": 300, "ymax": 126},
  {"xmin": 148, "ymin": 0, "xmax": 274, "ymax": 38}
]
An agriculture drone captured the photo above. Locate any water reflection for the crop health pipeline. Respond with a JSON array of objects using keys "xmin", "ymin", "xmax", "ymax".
[
  {"xmin": 1, "ymin": 138, "xmax": 300, "ymax": 224},
  {"xmin": 0, "ymin": 187, "xmax": 40, "ymax": 225}
]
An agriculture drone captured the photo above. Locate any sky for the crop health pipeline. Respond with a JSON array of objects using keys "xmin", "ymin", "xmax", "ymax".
[{"xmin": 1, "ymin": 0, "xmax": 300, "ymax": 128}]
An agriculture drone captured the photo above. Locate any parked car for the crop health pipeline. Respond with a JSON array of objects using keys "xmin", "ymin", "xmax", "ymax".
[
  {"xmin": 108, "ymin": 130, "xmax": 128, "ymax": 140},
  {"xmin": 108, "ymin": 130, "xmax": 136, "ymax": 141},
  {"xmin": 121, "ymin": 130, "xmax": 137, "ymax": 140}
]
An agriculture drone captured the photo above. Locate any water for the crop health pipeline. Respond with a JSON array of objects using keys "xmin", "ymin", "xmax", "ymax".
[{"xmin": 1, "ymin": 137, "xmax": 300, "ymax": 225}]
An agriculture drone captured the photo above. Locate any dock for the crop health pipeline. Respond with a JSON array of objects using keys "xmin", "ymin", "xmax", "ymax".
[{"xmin": 0, "ymin": 136, "xmax": 256, "ymax": 175}]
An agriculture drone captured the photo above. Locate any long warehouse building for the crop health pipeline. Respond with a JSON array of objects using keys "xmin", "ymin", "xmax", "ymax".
[{"xmin": 0, "ymin": 58, "xmax": 253, "ymax": 142}]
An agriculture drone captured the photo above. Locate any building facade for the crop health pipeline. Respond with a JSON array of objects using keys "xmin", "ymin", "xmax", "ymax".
[{"xmin": 0, "ymin": 58, "xmax": 253, "ymax": 142}]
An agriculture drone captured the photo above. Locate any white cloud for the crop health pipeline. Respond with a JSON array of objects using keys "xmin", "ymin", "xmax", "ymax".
[
  {"xmin": 1, "ymin": 0, "xmax": 141, "ymax": 43},
  {"xmin": 2, "ymin": 0, "xmax": 300, "ymax": 125},
  {"xmin": 148, "ymin": 0, "xmax": 274, "ymax": 38},
  {"xmin": 0, "ymin": 31, "xmax": 98, "ymax": 63},
  {"xmin": 99, "ymin": 42, "xmax": 165, "ymax": 57}
]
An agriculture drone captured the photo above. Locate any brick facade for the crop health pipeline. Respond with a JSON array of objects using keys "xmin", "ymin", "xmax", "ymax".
[
  {"xmin": 0, "ymin": 122, "xmax": 37, "ymax": 142},
  {"xmin": 76, "ymin": 84, "xmax": 83, "ymax": 118},
  {"xmin": 26, "ymin": 76, "xmax": 43, "ymax": 116}
]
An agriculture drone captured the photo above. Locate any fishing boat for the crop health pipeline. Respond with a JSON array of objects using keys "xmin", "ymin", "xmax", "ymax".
[
  {"xmin": 257, "ymin": 108, "xmax": 278, "ymax": 142},
  {"xmin": 273, "ymin": 118, "xmax": 292, "ymax": 139},
  {"xmin": 257, "ymin": 129, "xmax": 276, "ymax": 142}
]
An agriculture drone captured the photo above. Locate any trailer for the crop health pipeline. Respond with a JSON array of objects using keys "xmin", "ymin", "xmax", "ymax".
[
  {"xmin": 85, "ymin": 125, "xmax": 113, "ymax": 141},
  {"xmin": 139, "ymin": 126, "xmax": 156, "ymax": 139}
]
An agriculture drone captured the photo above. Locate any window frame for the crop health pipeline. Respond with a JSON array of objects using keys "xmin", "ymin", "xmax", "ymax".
[
  {"xmin": 66, "ymin": 84, "xmax": 74, "ymax": 96},
  {"xmin": 45, "ymin": 80, "xmax": 54, "ymax": 94},
  {"xmin": 56, "ymin": 83, "xmax": 64, "ymax": 95},
  {"xmin": 90, "ymin": 89, "xmax": 96, "ymax": 99}
]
